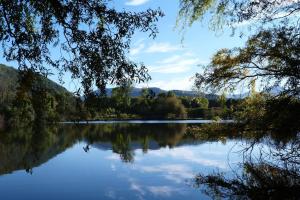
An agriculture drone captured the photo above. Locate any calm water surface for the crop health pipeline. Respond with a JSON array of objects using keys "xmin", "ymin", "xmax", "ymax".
[{"xmin": 0, "ymin": 122, "xmax": 296, "ymax": 199}]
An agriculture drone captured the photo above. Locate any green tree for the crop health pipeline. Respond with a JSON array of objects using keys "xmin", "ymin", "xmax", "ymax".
[
  {"xmin": 178, "ymin": 0, "xmax": 298, "ymax": 31},
  {"xmin": 0, "ymin": 0, "xmax": 163, "ymax": 95},
  {"xmin": 154, "ymin": 95, "xmax": 187, "ymax": 119},
  {"xmin": 191, "ymin": 97, "xmax": 209, "ymax": 109},
  {"xmin": 194, "ymin": 27, "xmax": 300, "ymax": 96},
  {"xmin": 178, "ymin": 0, "xmax": 300, "ymax": 97},
  {"xmin": 111, "ymin": 83, "xmax": 132, "ymax": 112}
]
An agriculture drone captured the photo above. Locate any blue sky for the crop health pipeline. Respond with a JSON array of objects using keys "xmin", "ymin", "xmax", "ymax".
[
  {"xmin": 0, "ymin": 0, "xmax": 248, "ymax": 92},
  {"xmin": 122, "ymin": 0, "xmax": 246, "ymax": 91}
]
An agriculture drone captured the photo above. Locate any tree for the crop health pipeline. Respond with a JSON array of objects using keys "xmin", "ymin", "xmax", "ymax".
[
  {"xmin": 154, "ymin": 95, "xmax": 187, "ymax": 119},
  {"xmin": 178, "ymin": 0, "xmax": 300, "ymax": 97},
  {"xmin": 141, "ymin": 88, "xmax": 155, "ymax": 99},
  {"xmin": 0, "ymin": 0, "xmax": 164, "ymax": 95},
  {"xmin": 177, "ymin": 0, "xmax": 299, "ymax": 31},
  {"xmin": 191, "ymin": 97, "xmax": 209, "ymax": 109},
  {"xmin": 195, "ymin": 26, "xmax": 300, "ymax": 96},
  {"xmin": 111, "ymin": 82, "xmax": 132, "ymax": 112}
]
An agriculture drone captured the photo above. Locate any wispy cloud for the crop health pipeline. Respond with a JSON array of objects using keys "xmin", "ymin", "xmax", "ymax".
[
  {"xmin": 130, "ymin": 43, "xmax": 145, "ymax": 56},
  {"xmin": 147, "ymin": 76, "xmax": 194, "ymax": 91},
  {"xmin": 145, "ymin": 42, "xmax": 181, "ymax": 53},
  {"xmin": 125, "ymin": 0, "xmax": 150, "ymax": 6},
  {"xmin": 148, "ymin": 54, "xmax": 200, "ymax": 74}
]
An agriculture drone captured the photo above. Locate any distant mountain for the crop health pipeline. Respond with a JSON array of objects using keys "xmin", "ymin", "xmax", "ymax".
[
  {"xmin": 0, "ymin": 64, "xmax": 71, "ymax": 95},
  {"xmin": 96, "ymin": 87, "xmax": 219, "ymax": 99},
  {"xmin": 226, "ymin": 86, "xmax": 284, "ymax": 99}
]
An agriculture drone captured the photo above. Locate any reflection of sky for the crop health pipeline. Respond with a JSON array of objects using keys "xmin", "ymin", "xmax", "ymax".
[{"xmin": 0, "ymin": 141, "xmax": 242, "ymax": 200}]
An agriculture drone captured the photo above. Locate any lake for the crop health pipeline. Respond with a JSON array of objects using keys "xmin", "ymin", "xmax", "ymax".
[{"xmin": 0, "ymin": 122, "xmax": 298, "ymax": 199}]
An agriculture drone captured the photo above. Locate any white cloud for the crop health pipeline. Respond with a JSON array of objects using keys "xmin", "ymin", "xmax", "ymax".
[
  {"xmin": 147, "ymin": 76, "xmax": 194, "ymax": 91},
  {"xmin": 149, "ymin": 56, "xmax": 199, "ymax": 74},
  {"xmin": 130, "ymin": 43, "xmax": 145, "ymax": 56},
  {"xmin": 125, "ymin": 0, "xmax": 150, "ymax": 6},
  {"xmin": 147, "ymin": 52, "xmax": 207, "ymax": 74},
  {"xmin": 145, "ymin": 42, "xmax": 181, "ymax": 53}
]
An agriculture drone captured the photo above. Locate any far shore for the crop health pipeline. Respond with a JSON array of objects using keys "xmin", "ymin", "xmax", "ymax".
[{"xmin": 61, "ymin": 119, "xmax": 235, "ymax": 124}]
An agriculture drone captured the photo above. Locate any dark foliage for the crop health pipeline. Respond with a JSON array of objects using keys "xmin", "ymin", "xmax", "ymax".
[{"xmin": 0, "ymin": 0, "xmax": 164, "ymax": 95}]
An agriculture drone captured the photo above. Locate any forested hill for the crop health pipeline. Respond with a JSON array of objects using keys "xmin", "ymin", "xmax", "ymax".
[
  {"xmin": 0, "ymin": 64, "xmax": 77, "ymax": 126},
  {"xmin": 1, "ymin": 64, "xmax": 217, "ymax": 99},
  {"xmin": 0, "ymin": 64, "xmax": 71, "ymax": 95}
]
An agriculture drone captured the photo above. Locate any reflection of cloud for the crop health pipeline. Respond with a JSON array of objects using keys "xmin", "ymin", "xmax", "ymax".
[
  {"xmin": 130, "ymin": 182, "xmax": 146, "ymax": 196},
  {"xmin": 125, "ymin": 0, "xmax": 150, "ymax": 6},
  {"xmin": 147, "ymin": 147, "xmax": 228, "ymax": 169},
  {"xmin": 127, "ymin": 177, "xmax": 185, "ymax": 199},
  {"xmin": 128, "ymin": 178, "xmax": 147, "ymax": 200},
  {"xmin": 147, "ymin": 186, "xmax": 182, "ymax": 197},
  {"xmin": 106, "ymin": 154, "xmax": 120, "ymax": 161},
  {"xmin": 105, "ymin": 189, "xmax": 116, "ymax": 199},
  {"xmin": 111, "ymin": 164, "xmax": 116, "ymax": 171},
  {"xmin": 138, "ymin": 164, "xmax": 194, "ymax": 183}
]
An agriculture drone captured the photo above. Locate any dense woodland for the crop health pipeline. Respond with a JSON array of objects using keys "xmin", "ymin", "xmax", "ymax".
[{"xmin": 0, "ymin": 64, "xmax": 240, "ymax": 129}]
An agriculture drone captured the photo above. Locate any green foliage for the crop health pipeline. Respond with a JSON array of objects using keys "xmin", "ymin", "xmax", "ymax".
[
  {"xmin": 191, "ymin": 97, "xmax": 209, "ymax": 109},
  {"xmin": 195, "ymin": 26, "xmax": 300, "ymax": 96},
  {"xmin": 8, "ymin": 93, "xmax": 35, "ymax": 127},
  {"xmin": 0, "ymin": 65, "xmax": 76, "ymax": 127},
  {"xmin": 0, "ymin": 1, "xmax": 163, "ymax": 94},
  {"xmin": 180, "ymin": 96, "xmax": 209, "ymax": 109},
  {"xmin": 111, "ymin": 83, "xmax": 132, "ymax": 112},
  {"xmin": 234, "ymin": 93, "xmax": 300, "ymax": 131},
  {"xmin": 177, "ymin": 0, "xmax": 298, "ymax": 31},
  {"xmin": 153, "ymin": 95, "xmax": 187, "ymax": 119},
  {"xmin": 178, "ymin": 0, "xmax": 300, "ymax": 129}
]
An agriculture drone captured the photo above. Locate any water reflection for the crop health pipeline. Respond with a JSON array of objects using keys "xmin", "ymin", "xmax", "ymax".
[
  {"xmin": 192, "ymin": 129, "xmax": 300, "ymax": 199},
  {"xmin": 0, "ymin": 123, "xmax": 299, "ymax": 199}
]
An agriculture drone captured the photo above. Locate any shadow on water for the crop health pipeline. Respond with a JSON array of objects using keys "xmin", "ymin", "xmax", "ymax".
[{"xmin": 0, "ymin": 122, "xmax": 299, "ymax": 199}]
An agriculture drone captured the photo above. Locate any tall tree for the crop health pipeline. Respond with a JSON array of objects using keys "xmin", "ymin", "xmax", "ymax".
[
  {"xmin": 0, "ymin": 0, "xmax": 164, "ymax": 95},
  {"xmin": 178, "ymin": 0, "xmax": 300, "ymax": 96}
]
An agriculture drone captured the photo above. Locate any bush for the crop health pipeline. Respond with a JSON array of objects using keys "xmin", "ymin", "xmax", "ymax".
[{"xmin": 153, "ymin": 96, "xmax": 187, "ymax": 119}]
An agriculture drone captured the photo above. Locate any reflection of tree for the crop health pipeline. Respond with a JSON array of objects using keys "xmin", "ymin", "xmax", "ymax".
[
  {"xmin": 0, "ymin": 124, "xmax": 82, "ymax": 175},
  {"xmin": 84, "ymin": 123, "xmax": 187, "ymax": 163},
  {"xmin": 0, "ymin": 123, "xmax": 189, "ymax": 173},
  {"xmin": 112, "ymin": 133, "xmax": 134, "ymax": 163},
  {"xmin": 194, "ymin": 161, "xmax": 300, "ymax": 199},
  {"xmin": 192, "ymin": 133, "xmax": 300, "ymax": 199}
]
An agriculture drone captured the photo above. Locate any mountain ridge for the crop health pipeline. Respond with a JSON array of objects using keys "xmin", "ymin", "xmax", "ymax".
[{"xmin": 96, "ymin": 87, "xmax": 219, "ymax": 99}]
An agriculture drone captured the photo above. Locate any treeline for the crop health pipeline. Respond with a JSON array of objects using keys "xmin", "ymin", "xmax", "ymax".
[
  {"xmin": 0, "ymin": 65, "xmax": 239, "ymax": 129},
  {"xmin": 0, "ymin": 67, "xmax": 77, "ymax": 129},
  {"xmin": 79, "ymin": 87, "xmax": 239, "ymax": 120}
]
